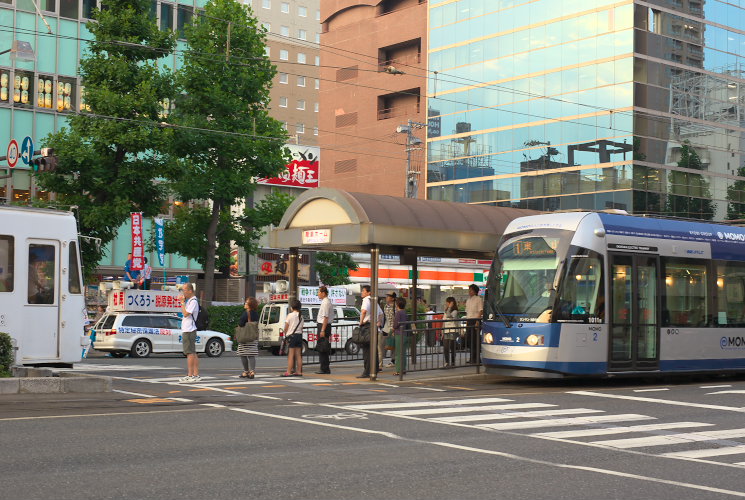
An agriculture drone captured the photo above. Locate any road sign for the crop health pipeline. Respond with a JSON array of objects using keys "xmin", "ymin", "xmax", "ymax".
[
  {"xmin": 6, "ymin": 140, "xmax": 19, "ymax": 169},
  {"xmin": 20, "ymin": 136, "xmax": 33, "ymax": 166}
]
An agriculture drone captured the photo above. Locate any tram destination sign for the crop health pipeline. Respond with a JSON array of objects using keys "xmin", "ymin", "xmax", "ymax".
[{"xmin": 608, "ymin": 243, "xmax": 658, "ymax": 252}]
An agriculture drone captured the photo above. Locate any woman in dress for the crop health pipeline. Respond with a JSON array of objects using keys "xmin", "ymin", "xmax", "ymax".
[
  {"xmin": 281, "ymin": 299, "xmax": 304, "ymax": 377},
  {"xmin": 237, "ymin": 297, "xmax": 260, "ymax": 379},
  {"xmin": 442, "ymin": 297, "xmax": 459, "ymax": 369}
]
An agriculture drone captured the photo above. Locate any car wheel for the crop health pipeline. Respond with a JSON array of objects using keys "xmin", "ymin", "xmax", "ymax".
[
  {"xmin": 205, "ymin": 338, "xmax": 224, "ymax": 357},
  {"xmin": 345, "ymin": 339, "xmax": 360, "ymax": 356},
  {"xmin": 110, "ymin": 351, "xmax": 127, "ymax": 358},
  {"xmin": 130, "ymin": 339, "xmax": 152, "ymax": 358}
]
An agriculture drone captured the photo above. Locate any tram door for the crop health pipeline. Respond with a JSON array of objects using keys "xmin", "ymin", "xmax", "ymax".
[
  {"xmin": 609, "ymin": 254, "xmax": 660, "ymax": 371},
  {"xmin": 24, "ymin": 240, "xmax": 61, "ymax": 360}
]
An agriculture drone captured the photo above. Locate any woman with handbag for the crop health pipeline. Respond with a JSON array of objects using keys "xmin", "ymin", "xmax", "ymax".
[
  {"xmin": 442, "ymin": 297, "xmax": 459, "ymax": 369},
  {"xmin": 237, "ymin": 297, "xmax": 260, "ymax": 379},
  {"xmin": 281, "ymin": 300, "xmax": 304, "ymax": 377}
]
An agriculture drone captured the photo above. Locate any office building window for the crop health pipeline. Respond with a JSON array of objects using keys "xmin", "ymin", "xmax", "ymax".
[
  {"xmin": 315, "ymin": 55, "xmax": 320, "ymax": 66},
  {"xmin": 160, "ymin": 3, "xmax": 174, "ymax": 31},
  {"xmin": 315, "ymin": 32, "xmax": 320, "ymax": 43},
  {"xmin": 296, "ymin": 123, "xmax": 305, "ymax": 134},
  {"xmin": 281, "ymin": 2, "xmax": 289, "ymax": 13},
  {"xmin": 279, "ymin": 96, "xmax": 288, "ymax": 107},
  {"xmin": 280, "ymin": 49, "xmax": 288, "ymax": 60},
  {"xmin": 282, "ymin": 121, "xmax": 288, "ymax": 130},
  {"xmin": 297, "ymin": 76, "xmax": 306, "ymax": 87},
  {"xmin": 13, "ymin": 71, "xmax": 34, "ymax": 108},
  {"xmin": 298, "ymin": 5, "xmax": 306, "ymax": 16},
  {"xmin": 57, "ymin": 77, "xmax": 76, "ymax": 112},
  {"xmin": 82, "ymin": 0, "xmax": 97, "ymax": 18},
  {"xmin": 297, "ymin": 99, "xmax": 305, "ymax": 110},
  {"xmin": 262, "ymin": 0, "xmax": 270, "ymax": 8},
  {"xmin": 313, "ymin": 126, "xmax": 318, "ymax": 136},
  {"xmin": 177, "ymin": 6, "xmax": 193, "ymax": 39},
  {"xmin": 36, "ymin": 75, "xmax": 54, "ymax": 109},
  {"xmin": 315, "ymin": 78, "xmax": 319, "ymax": 89},
  {"xmin": 314, "ymin": 102, "xmax": 318, "ymax": 112},
  {"xmin": 297, "ymin": 53, "xmax": 306, "ymax": 64},
  {"xmin": 0, "ymin": 70, "xmax": 10, "ymax": 103},
  {"xmin": 315, "ymin": 9, "xmax": 320, "ymax": 20},
  {"xmin": 59, "ymin": 0, "xmax": 77, "ymax": 18},
  {"xmin": 280, "ymin": 25, "xmax": 289, "ymax": 36},
  {"xmin": 298, "ymin": 29, "xmax": 307, "ymax": 40},
  {"xmin": 279, "ymin": 72, "xmax": 288, "ymax": 84}
]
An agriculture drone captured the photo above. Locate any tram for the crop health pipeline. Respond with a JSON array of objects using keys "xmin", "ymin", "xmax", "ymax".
[
  {"xmin": 483, "ymin": 211, "xmax": 745, "ymax": 377},
  {"xmin": 0, "ymin": 206, "xmax": 87, "ymax": 366}
]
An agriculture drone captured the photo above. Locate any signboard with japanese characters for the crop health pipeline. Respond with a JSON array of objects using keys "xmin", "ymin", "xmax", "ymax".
[
  {"xmin": 302, "ymin": 229, "xmax": 330, "ymax": 245},
  {"xmin": 298, "ymin": 286, "xmax": 347, "ymax": 305},
  {"xmin": 258, "ymin": 258, "xmax": 311, "ymax": 280},
  {"xmin": 258, "ymin": 145, "xmax": 319, "ymax": 188},
  {"xmin": 154, "ymin": 217, "xmax": 165, "ymax": 267},
  {"xmin": 130, "ymin": 213, "xmax": 144, "ymax": 271},
  {"xmin": 109, "ymin": 289, "xmax": 182, "ymax": 312}
]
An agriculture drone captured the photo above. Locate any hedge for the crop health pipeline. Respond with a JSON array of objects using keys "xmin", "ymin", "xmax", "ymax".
[
  {"xmin": 0, "ymin": 332, "xmax": 13, "ymax": 377},
  {"xmin": 206, "ymin": 304, "xmax": 264, "ymax": 350}
]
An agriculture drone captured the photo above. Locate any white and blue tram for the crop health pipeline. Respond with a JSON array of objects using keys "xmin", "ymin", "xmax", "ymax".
[{"xmin": 483, "ymin": 211, "xmax": 745, "ymax": 377}]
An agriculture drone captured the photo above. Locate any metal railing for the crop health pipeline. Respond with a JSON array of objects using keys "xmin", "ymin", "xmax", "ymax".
[{"xmin": 300, "ymin": 319, "xmax": 364, "ymax": 365}]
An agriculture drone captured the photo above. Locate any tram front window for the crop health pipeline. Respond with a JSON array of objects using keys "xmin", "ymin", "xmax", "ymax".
[{"xmin": 487, "ymin": 236, "xmax": 562, "ymax": 321}]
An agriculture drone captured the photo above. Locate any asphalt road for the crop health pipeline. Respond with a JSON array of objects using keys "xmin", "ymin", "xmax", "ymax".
[{"xmin": 4, "ymin": 353, "xmax": 745, "ymax": 500}]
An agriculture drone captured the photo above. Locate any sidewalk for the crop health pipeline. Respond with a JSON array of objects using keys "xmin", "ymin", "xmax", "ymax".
[{"xmin": 306, "ymin": 360, "xmax": 490, "ymax": 385}]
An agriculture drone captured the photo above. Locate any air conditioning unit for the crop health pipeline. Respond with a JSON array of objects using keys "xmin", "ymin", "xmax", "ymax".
[
  {"xmin": 263, "ymin": 282, "xmax": 273, "ymax": 293},
  {"xmin": 276, "ymin": 280, "xmax": 289, "ymax": 293}
]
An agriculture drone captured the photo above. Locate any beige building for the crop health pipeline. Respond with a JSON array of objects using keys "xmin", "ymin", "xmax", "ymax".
[{"xmin": 247, "ymin": 0, "xmax": 320, "ymax": 146}]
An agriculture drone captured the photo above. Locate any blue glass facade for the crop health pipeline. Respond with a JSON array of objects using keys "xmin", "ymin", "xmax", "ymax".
[
  {"xmin": 427, "ymin": 0, "xmax": 745, "ymax": 220},
  {"xmin": 1, "ymin": 0, "xmax": 205, "ymax": 271}
]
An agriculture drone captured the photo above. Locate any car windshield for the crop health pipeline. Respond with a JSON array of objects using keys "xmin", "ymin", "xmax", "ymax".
[{"xmin": 486, "ymin": 233, "xmax": 568, "ymax": 320}]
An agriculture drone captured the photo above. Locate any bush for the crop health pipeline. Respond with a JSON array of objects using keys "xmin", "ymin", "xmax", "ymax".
[{"xmin": 0, "ymin": 332, "xmax": 14, "ymax": 377}]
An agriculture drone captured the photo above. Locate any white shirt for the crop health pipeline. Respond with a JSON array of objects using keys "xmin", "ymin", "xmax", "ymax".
[
  {"xmin": 181, "ymin": 297, "xmax": 198, "ymax": 331},
  {"xmin": 317, "ymin": 297, "xmax": 334, "ymax": 324},
  {"xmin": 285, "ymin": 310, "xmax": 304, "ymax": 335},
  {"xmin": 466, "ymin": 295, "xmax": 484, "ymax": 319},
  {"xmin": 361, "ymin": 296, "xmax": 371, "ymax": 324},
  {"xmin": 142, "ymin": 264, "xmax": 152, "ymax": 280}
]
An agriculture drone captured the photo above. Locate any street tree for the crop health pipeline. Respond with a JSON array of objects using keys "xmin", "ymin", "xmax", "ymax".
[
  {"xmin": 166, "ymin": 0, "xmax": 288, "ymax": 303},
  {"xmin": 315, "ymin": 252, "xmax": 359, "ymax": 286},
  {"xmin": 36, "ymin": 0, "xmax": 176, "ymax": 278},
  {"xmin": 665, "ymin": 141, "xmax": 714, "ymax": 220}
]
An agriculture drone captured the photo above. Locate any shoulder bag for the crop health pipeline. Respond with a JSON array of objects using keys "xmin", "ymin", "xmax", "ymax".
[{"xmin": 234, "ymin": 322, "xmax": 259, "ymax": 343}]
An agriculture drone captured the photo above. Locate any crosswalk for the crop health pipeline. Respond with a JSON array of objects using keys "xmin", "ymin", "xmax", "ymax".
[
  {"xmin": 132, "ymin": 373, "xmax": 334, "ymax": 386},
  {"xmin": 341, "ymin": 396, "xmax": 745, "ymax": 466}
]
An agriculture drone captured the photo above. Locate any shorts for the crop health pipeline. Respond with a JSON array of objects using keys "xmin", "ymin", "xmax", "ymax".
[
  {"xmin": 182, "ymin": 330, "xmax": 197, "ymax": 354},
  {"xmin": 287, "ymin": 333, "xmax": 304, "ymax": 349}
]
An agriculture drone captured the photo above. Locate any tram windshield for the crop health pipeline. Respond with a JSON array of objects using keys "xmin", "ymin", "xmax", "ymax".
[{"xmin": 486, "ymin": 233, "xmax": 566, "ymax": 321}]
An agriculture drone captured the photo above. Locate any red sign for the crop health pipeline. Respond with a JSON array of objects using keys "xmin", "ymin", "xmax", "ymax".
[
  {"xmin": 131, "ymin": 212, "xmax": 144, "ymax": 271},
  {"xmin": 260, "ymin": 159, "xmax": 319, "ymax": 188},
  {"xmin": 6, "ymin": 139, "xmax": 19, "ymax": 169}
]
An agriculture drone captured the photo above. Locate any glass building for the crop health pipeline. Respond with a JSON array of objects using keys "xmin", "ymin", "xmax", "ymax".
[{"xmin": 426, "ymin": 0, "xmax": 745, "ymax": 221}]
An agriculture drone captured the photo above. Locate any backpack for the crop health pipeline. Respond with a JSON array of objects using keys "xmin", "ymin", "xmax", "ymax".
[{"xmin": 192, "ymin": 300, "xmax": 210, "ymax": 331}]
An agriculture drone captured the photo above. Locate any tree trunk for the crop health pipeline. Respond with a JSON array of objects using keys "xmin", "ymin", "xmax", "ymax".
[{"xmin": 203, "ymin": 198, "xmax": 224, "ymax": 306}]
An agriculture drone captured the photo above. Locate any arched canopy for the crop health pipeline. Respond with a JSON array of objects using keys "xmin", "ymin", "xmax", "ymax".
[{"xmin": 270, "ymin": 188, "xmax": 539, "ymax": 258}]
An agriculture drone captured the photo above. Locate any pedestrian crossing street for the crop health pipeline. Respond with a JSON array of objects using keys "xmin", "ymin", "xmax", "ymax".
[{"xmin": 340, "ymin": 396, "xmax": 745, "ymax": 466}]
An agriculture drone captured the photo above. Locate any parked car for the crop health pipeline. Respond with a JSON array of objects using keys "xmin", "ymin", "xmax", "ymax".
[{"xmin": 91, "ymin": 312, "xmax": 233, "ymax": 358}]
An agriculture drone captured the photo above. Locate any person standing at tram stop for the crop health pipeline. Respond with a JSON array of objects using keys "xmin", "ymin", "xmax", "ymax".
[
  {"xmin": 238, "ymin": 297, "xmax": 260, "ymax": 379},
  {"xmin": 315, "ymin": 286, "xmax": 334, "ymax": 375},
  {"xmin": 281, "ymin": 300, "xmax": 305, "ymax": 377},
  {"xmin": 123, "ymin": 253, "xmax": 140, "ymax": 288},
  {"xmin": 381, "ymin": 292, "xmax": 397, "ymax": 369},
  {"xmin": 179, "ymin": 283, "xmax": 201, "ymax": 382},
  {"xmin": 356, "ymin": 285, "xmax": 376, "ymax": 378},
  {"xmin": 465, "ymin": 284, "xmax": 484, "ymax": 364},
  {"xmin": 392, "ymin": 297, "xmax": 409, "ymax": 376},
  {"xmin": 442, "ymin": 297, "xmax": 459, "ymax": 369}
]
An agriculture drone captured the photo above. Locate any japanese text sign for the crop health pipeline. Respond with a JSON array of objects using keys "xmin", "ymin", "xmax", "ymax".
[
  {"xmin": 131, "ymin": 213, "xmax": 144, "ymax": 270},
  {"xmin": 154, "ymin": 218, "xmax": 165, "ymax": 267},
  {"xmin": 302, "ymin": 229, "xmax": 330, "ymax": 245}
]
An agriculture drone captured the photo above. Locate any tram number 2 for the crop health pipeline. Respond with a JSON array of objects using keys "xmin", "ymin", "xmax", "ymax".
[{"xmin": 666, "ymin": 328, "xmax": 680, "ymax": 335}]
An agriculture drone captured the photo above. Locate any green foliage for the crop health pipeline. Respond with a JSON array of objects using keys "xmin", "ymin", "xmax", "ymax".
[
  {"xmin": 37, "ymin": 0, "xmax": 176, "ymax": 279},
  {"xmin": 665, "ymin": 142, "xmax": 714, "ymax": 220},
  {"xmin": 316, "ymin": 252, "xmax": 359, "ymax": 286},
  {"xmin": 207, "ymin": 304, "xmax": 264, "ymax": 350},
  {"xmin": 0, "ymin": 332, "xmax": 14, "ymax": 376},
  {"xmin": 244, "ymin": 190, "xmax": 296, "ymax": 228},
  {"xmin": 164, "ymin": 0, "xmax": 289, "ymax": 302}
]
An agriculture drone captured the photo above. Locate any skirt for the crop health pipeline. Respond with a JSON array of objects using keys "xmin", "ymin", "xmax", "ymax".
[{"xmin": 237, "ymin": 341, "xmax": 259, "ymax": 356}]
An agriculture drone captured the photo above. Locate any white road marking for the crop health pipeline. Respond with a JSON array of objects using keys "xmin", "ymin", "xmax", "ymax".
[
  {"xmin": 707, "ymin": 390, "xmax": 745, "ymax": 395},
  {"xmin": 478, "ymin": 414, "xmax": 654, "ymax": 431},
  {"xmin": 633, "ymin": 388, "xmax": 669, "ymax": 392},
  {"xmin": 569, "ymin": 390, "xmax": 745, "ymax": 413},
  {"xmin": 111, "ymin": 375, "xmax": 282, "ymax": 400},
  {"xmin": 701, "ymin": 385, "xmax": 733, "ymax": 389},
  {"xmin": 662, "ymin": 446, "xmax": 745, "ymax": 459},
  {"xmin": 534, "ymin": 422, "xmax": 713, "ymax": 439},
  {"xmin": 113, "ymin": 389, "xmax": 157, "ymax": 398},
  {"xmin": 389, "ymin": 403, "xmax": 547, "ymax": 416},
  {"xmin": 593, "ymin": 428, "xmax": 745, "ymax": 449},
  {"xmin": 0, "ymin": 408, "xmax": 214, "ymax": 421},
  {"xmin": 71, "ymin": 363, "xmax": 179, "ymax": 371},
  {"xmin": 167, "ymin": 397, "xmax": 193, "ymax": 403},
  {"xmin": 345, "ymin": 397, "xmax": 514, "ymax": 410},
  {"xmin": 435, "ymin": 408, "xmax": 603, "ymax": 423}
]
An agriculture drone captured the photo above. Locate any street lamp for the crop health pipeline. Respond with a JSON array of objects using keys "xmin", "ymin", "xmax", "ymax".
[{"xmin": 0, "ymin": 40, "xmax": 36, "ymax": 62}]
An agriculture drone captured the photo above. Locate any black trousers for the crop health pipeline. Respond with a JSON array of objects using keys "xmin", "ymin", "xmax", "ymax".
[
  {"xmin": 318, "ymin": 323, "xmax": 331, "ymax": 373},
  {"xmin": 467, "ymin": 319, "xmax": 481, "ymax": 363},
  {"xmin": 361, "ymin": 343, "xmax": 378, "ymax": 376}
]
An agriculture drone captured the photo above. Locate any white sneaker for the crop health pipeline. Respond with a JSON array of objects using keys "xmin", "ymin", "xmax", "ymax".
[
  {"xmin": 191, "ymin": 375, "xmax": 202, "ymax": 382},
  {"xmin": 179, "ymin": 376, "xmax": 193, "ymax": 382}
]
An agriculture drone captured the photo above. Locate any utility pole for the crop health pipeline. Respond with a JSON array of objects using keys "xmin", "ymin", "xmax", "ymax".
[{"xmin": 396, "ymin": 120, "xmax": 426, "ymax": 198}]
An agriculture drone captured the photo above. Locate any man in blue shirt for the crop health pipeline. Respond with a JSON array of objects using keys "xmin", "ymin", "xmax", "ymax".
[{"xmin": 123, "ymin": 252, "xmax": 141, "ymax": 287}]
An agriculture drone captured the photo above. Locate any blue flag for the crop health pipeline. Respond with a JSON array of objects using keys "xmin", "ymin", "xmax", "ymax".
[{"xmin": 154, "ymin": 218, "xmax": 165, "ymax": 267}]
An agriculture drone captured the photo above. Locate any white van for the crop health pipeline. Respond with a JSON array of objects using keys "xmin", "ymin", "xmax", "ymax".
[
  {"xmin": 258, "ymin": 302, "xmax": 360, "ymax": 355},
  {"xmin": 0, "ymin": 206, "xmax": 87, "ymax": 367}
]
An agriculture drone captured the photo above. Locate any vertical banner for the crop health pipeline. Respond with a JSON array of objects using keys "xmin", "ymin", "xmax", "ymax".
[
  {"xmin": 154, "ymin": 218, "xmax": 165, "ymax": 267},
  {"xmin": 130, "ymin": 212, "xmax": 144, "ymax": 271}
]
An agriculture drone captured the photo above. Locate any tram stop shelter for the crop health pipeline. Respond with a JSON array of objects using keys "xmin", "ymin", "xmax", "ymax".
[{"xmin": 269, "ymin": 188, "xmax": 538, "ymax": 380}]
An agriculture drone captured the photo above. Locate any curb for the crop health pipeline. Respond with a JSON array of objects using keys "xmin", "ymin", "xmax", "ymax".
[{"xmin": 1, "ymin": 367, "xmax": 112, "ymax": 395}]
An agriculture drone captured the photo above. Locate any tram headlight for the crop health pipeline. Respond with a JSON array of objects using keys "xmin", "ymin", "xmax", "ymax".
[
  {"xmin": 526, "ymin": 334, "xmax": 544, "ymax": 346},
  {"xmin": 483, "ymin": 332, "xmax": 493, "ymax": 344}
]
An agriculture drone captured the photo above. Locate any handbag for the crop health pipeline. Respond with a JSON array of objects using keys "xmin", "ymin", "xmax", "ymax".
[
  {"xmin": 351, "ymin": 323, "xmax": 371, "ymax": 345},
  {"xmin": 384, "ymin": 335, "xmax": 396, "ymax": 351},
  {"xmin": 316, "ymin": 336, "xmax": 331, "ymax": 353},
  {"xmin": 234, "ymin": 322, "xmax": 259, "ymax": 343}
]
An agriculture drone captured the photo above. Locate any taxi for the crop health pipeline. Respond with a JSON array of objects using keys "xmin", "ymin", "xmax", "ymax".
[{"xmin": 92, "ymin": 312, "xmax": 233, "ymax": 358}]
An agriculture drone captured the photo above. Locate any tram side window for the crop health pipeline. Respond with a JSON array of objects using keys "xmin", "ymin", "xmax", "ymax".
[
  {"xmin": 68, "ymin": 241, "xmax": 82, "ymax": 294},
  {"xmin": 0, "ymin": 236, "xmax": 13, "ymax": 292},
  {"xmin": 662, "ymin": 258, "xmax": 709, "ymax": 327},
  {"xmin": 28, "ymin": 244, "xmax": 56, "ymax": 304},
  {"xmin": 716, "ymin": 262, "xmax": 745, "ymax": 327},
  {"xmin": 554, "ymin": 250, "xmax": 604, "ymax": 323}
]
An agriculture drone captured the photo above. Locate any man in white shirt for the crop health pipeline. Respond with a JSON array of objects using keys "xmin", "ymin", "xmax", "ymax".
[
  {"xmin": 179, "ymin": 283, "xmax": 201, "ymax": 382},
  {"xmin": 357, "ymin": 285, "xmax": 376, "ymax": 378},
  {"xmin": 315, "ymin": 286, "xmax": 334, "ymax": 374},
  {"xmin": 465, "ymin": 284, "xmax": 484, "ymax": 364}
]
